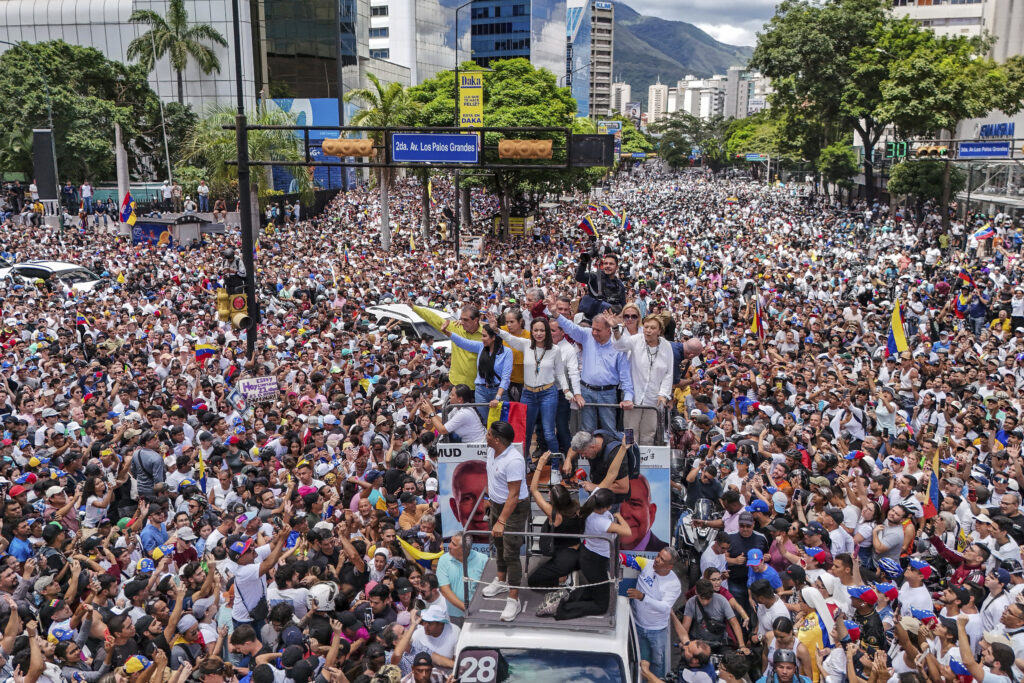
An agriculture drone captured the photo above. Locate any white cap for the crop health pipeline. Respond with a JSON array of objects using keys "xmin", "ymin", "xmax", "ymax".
[
  {"xmin": 425, "ymin": 477, "xmax": 438, "ymax": 492},
  {"xmin": 45, "ymin": 486, "xmax": 64, "ymax": 498}
]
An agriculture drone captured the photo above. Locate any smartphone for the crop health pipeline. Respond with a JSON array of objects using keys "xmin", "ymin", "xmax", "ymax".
[
  {"xmin": 968, "ymin": 489, "xmax": 978, "ymax": 502},
  {"xmin": 624, "ymin": 428, "xmax": 635, "ymax": 446}
]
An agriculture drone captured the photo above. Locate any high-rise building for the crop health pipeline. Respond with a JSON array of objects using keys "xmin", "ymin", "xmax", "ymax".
[
  {"xmin": 611, "ymin": 81, "xmax": 631, "ymax": 114},
  {"xmin": 723, "ymin": 66, "xmax": 772, "ymax": 120},
  {"xmin": 647, "ymin": 77, "xmax": 668, "ymax": 123},
  {"xmin": 566, "ymin": 0, "xmax": 613, "ymax": 117},
  {"xmin": 366, "ymin": 0, "xmax": 465, "ymax": 84},
  {"xmin": 470, "ymin": 0, "xmax": 566, "ymax": 79},
  {"xmin": 676, "ymin": 75, "xmax": 726, "ymax": 119},
  {"xmin": 891, "ymin": 0, "xmax": 1024, "ymax": 62}
]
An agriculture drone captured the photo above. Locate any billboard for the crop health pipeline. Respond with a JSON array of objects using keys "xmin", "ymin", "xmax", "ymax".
[
  {"xmin": 627, "ymin": 102, "xmax": 641, "ymax": 122},
  {"xmin": 270, "ymin": 98, "xmax": 360, "ymax": 191},
  {"xmin": 436, "ymin": 441, "xmax": 671, "ymax": 560},
  {"xmin": 459, "ymin": 73, "xmax": 484, "ymax": 128}
]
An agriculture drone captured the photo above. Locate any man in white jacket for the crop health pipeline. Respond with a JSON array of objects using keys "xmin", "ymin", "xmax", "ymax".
[{"xmin": 628, "ymin": 547, "xmax": 681, "ymax": 679}]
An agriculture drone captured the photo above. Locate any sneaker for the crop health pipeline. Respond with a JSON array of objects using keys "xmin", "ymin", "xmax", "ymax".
[
  {"xmin": 482, "ymin": 579, "xmax": 509, "ymax": 597},
  {"xmin": 500, "ymin": 597, "xmax": 521, "ymax": 622},
  {"xmin": 535, "ymin": 588, "xmax": 568, "ymax": 617}
]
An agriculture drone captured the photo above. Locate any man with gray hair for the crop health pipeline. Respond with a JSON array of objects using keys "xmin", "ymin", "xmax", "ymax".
[{"xmin": 562, "ymin": 430, "xmax": 630, "ymax": 504}]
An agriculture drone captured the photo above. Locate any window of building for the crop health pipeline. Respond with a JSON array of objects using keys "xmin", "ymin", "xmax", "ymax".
[
  {"xmin": 370, "ymin": 48, "xmax": 390, "ymax": 58},
  {"xmin": 471, "ymin": 6, "xmax": 489, "ymax": 18},
  {"xmin": 370, "ymin": 5, "xmax": 388, "ymax": 15},
  {"xmin": 369, "ymin": 27, "xmax": 389, "ymax": 37}
]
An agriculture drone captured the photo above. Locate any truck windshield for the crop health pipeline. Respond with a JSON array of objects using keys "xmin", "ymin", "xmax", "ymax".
[{"xmin": 457, "ymin": 648, "xmax": 626, "ymax": 683}]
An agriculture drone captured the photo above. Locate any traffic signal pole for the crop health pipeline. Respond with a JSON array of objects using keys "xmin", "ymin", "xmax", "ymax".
[{"xmin": 231, "ymin": 0, "xmax": 259, "ymax": 360}]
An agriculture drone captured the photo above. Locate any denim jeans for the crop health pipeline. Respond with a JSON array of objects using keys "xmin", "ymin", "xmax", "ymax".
[
  {"xmin": 199, "ymin": 195, "xmax": 209, "ymax": 212},
  {"xmin": 475, "ymin": 384, "xmax": 498, "ymax": 423},
  {"xmin": 82, "ymin": 197, "xmax": 93, "ymax": 213},
  {"xmin": 523, "ymin": 386, "xmax": 558, "ymax": 456},
  {"xmin": 636, "ymin": 625, "xmax": 669, "ymax": 679},
  {"xmin": 581, "ymin": 386, "xmax": 618, "ymax": 434},
  {"xmin": 555, "ymin": 391, "xmax": 572, "ymax": 453}
]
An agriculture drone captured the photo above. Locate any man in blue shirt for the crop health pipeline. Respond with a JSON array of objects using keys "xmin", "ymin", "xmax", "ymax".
[
  {"xmin": 746, "ymin": 549, "xmax": 782, "ymax": 589},
  {"xmin": 436, "ymin": 530, "xmax": 487, "ymax": 624},
  {"xmin": 7, "ymin": 518, "xmax": 33, "ymax": 562},
  {"xmin": 549, "ymin": 297, "xmax": 634, "ymax": 434},
  {"xmin": 139, "ymin": 504, "xmax": 169, "ymax": 553}
]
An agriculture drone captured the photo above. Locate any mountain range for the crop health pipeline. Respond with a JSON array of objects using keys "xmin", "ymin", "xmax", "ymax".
[{"xmin": 613, "ymin": 3, "xmax": 754, "ymax": 110}]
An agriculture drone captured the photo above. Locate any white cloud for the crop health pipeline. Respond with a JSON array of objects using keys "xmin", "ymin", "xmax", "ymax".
[{"xmin": 695, "ymin": 22, "xmax": 758, "ymax": 46}]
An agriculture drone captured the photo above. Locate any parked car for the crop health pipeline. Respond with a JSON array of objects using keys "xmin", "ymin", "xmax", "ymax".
[{"xmin": 4, "ymin": 261, "xmax": 105, "ymax": 292}]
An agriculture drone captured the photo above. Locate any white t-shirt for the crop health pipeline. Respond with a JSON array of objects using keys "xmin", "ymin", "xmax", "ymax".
[
  {"xmin": 267, "ymin": 584, "xmax": 310, "ymax": 618},
  {"xmin": 829, "ymin": 527, "xmax": 855, "ymax": 557},
  {"xmin": 584, "ymin": 511, "xmax": 614, "ymax": 558},
  {"xmin": 632, "ymin": 564, "xmax": 682, "ymax": 630},
  {"xmin": 897, "ymin": 583, "xmax": 933, "ymax": 616},
  {"xmin": 700, "ymin": 545, "xmax": 728, "ymax": 575},
  {"xmin": 444, "ymin": 407, "xmax": 487, "ymax": 443},
  {"xmin": 231, "ymin": 544, "xmax": 272, "ymax": 623},
  {"xmin": 756, "ymin": 598, "xmax": 791, "ymax": 637},
  {"xmin": 485, "ymin": 444, "xmax": 527, "ymax": 504},
  {"xmin": 411, "ymin": 622, "xmax": 461, "ymax": 660}
]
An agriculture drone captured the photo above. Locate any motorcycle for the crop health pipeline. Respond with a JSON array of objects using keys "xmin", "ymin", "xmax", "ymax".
[{"xmin": 673, "ymin": 497, "xmax": 720, "ymax": 588}]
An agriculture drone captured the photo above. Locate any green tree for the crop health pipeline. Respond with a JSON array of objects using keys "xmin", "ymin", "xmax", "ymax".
[
  {"xmin": 0, "ymin": 40, "xmax": 181, "ymax": 182},
  {"xmin": 725, "ymin": 111, "xmax": 783, "ymax": 161},
  {"xmin": 0, "ymin": 127, "xmax": 34, "ymax": 179},
  {"xmin": 817, "ymin": 142, "xmax": 860, "ymax": 202},
  {"xmin": 653, "ymin": 112, "xmax": 730, "ymax": 170},
  {"xmin": 751, "ymin": 0, "xmax": 892, "ymax": 202},
  {"xmin": 887, "ymin": 159, "xmax": 966, "ymax": 220},
  {"xmin": 126, "ymin": 0, "xmax": 228, "ymax": 105},
  {"xmin": 346, "ymin": 73, "xmax": 419, "ymax": 250},
  {"xmin": 179, "ymin": 102, "xmax": 313, "ymax": 212}
]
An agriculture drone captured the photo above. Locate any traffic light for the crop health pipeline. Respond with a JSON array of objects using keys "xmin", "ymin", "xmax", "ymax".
[
  {"xmin": 498, "ymin": 139, "xmax": 553, "ymax": 159},
  {"xmin": 227, "ymin": 292, "xmax": 250, "ymax": 330},
  {"xmin": 321, "ymin": 138, "xmax": 375, "ymax": 157},
  {"xmin": 916, "ymin": 145, "xmax": 948, "ymax": 157},
  {"xmin": 216, "ymin": 289, "xmax": 230, "ymax": 322}
]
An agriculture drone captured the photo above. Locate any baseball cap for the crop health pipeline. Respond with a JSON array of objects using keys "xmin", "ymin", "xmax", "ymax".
[
  {"xmin": 738, "ymin": 511, "xmax": 755, "ymax": 525},
  {"xmin": 33, "ymin": 575, "xmax": 55, "ymax": 593},
  {"xmin": 908, "ymin": 558, "xmax": 933, "ymax": 580},
  {"xmin": 229, "ymin": 536, "xmax": 255, "ymax": 557},
  {"xmin": 847, "ymin": 586, "xmax": 877, "ymax": 604},
  {"xmin": 802, "ymin": 522, "xmax": 825, "ymax": 536},
  {"xmin": 911, "ymin": 608, "xmax": 937, "ymax": 623},
  {"xmin": 136, "ymin": 558, "xmax": 155, "ymax": 573},
  {"xmin": 176, "ymin": 527, "xmax": 197, "ymax": 541},
  {"xmin": 747, "ymin": 549, "xmax": 764, "ymax": 566},
  {"xmin": 993, "ymin": 568, "xmax": 1012, "ymax": 585},
  {"xmin": 123, "ymin": 656, "xmax": 152, "ymax": 675},
  {"xmin": 420, "ymin": 604, "xmax": 449, "ymax": 623},
  {"xmin": 745, "ymin": 499, "xmax": 769, "ymax": 514},
  {"xmin": 412, "ymin": 652, "xmax": 433, "ymax": 668},
  {"xmin": 771, "ymin": 491, "xmax": 788, "ymax": 513},
  {"xmin": 873, "ymin": 581, "xmax": 899, "ymax": 600},
  {"xmin": 843, "ymin": 620, "xmax": 861, "ymax": 640},
  {"xmin": 425, "ymin": 477, "xmax": 438, "ymax": 492},
  {"xmin": 804, "ymin": 546, "xmax": 827, "ymax": 563},
  {"xmin": 8, "ymin": 485, "xmax": 25, "ymax": 497},
  {"xmin": 45, "ymin": 485, "xmax": 64, "ymax": 498}
]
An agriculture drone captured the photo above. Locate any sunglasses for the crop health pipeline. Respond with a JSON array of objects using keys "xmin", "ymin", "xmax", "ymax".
[{"xmin": 623, "ymin": 314, "xmax": 640, "ymax": 320}]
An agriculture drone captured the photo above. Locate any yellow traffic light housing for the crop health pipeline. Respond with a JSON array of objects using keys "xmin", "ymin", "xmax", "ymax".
[
  {"xmin": 216, "ymin": 289, "xmax": 230, "ymax": 322},
  {"xmin": 916, "ymin": 145, "xmax": 948, "ymax": 157},
  {"xmin": 916, "ymin": 145, "xmax": 934, "ymax": 157},
  {"xmin": 498, "ymin": 139, "xmax": 553, "ymax": 159},
  {"xmin": 321, "ymin": 138, "xmax": 375, "ymax": 157},
  {"xmin": 228, "ymin": 293, "xmax": 251, "ymax": 330}
]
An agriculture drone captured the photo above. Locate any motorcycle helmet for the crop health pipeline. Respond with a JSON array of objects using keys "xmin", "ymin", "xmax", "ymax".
[
  {"xmin": 307, "ymin": 581, "xmax": 339, "ymax": 613},
  {"xmin": 772, "ymin": 650, "xmax": 798, "ymax": 665}
]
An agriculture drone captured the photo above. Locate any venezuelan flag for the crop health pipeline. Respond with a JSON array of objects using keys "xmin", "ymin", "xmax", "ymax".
[
  {"xmin": 954, "ymin": 292, "xmax": 969, "ymax": 319},
  {"xmin": 197, "ymin": 448, "xmax": 207, "ymax": 493},
  {"xmin": 600, "ymin": 203, "xmax": 616, "ymax": 217},
  {"xmin": 974, "ymin": 224, "xmax": 995, "ymax": 240},
  {"xmin": 957, "ymin": 269, "xmax": 977, "ymax": 288},
  {"xmin": 620, "ymin": 553, "xmax": 650, "ymax": 570},
  {"xmin": 750, "ymin": 297, "xmax": 766, "ymax": 343},
  {"xmin": 76, "ymin": 314, "xmax": 87, "ymax": 327},
  {"xmin": 585, "ymin": 203, "xmax": 600, "ymax": 212},
  {"xmin": 486, "ymin": 401, "xmax": 527, "ymax": 444},
  {"xmin": 578, "ymin": 215, "xmax": 598, "ymax": 238},
  {"xmin": 886, "ymin": 299, "xmax": 909, "ymax": 356},
  {"xmin": 923, "ymin": 450, "xmax": 940, "ymax": 519},
  {"xmin": 397, "ymin": 537, "xmax": 444, "ymax": 570},
  {"xmin": 120, "ymin": 192, "xmax": 137, "ymax": 226},
  {"xmin": 622, "ymin": 213, "xmax": 634, "ymax": 232},
  {"xmin": 195, "ymin": 344, "xmax": 217, "ymax": 364},
  {"xmin": 428, "ymin": 179, "xmax": 436, "ymax": 209}
]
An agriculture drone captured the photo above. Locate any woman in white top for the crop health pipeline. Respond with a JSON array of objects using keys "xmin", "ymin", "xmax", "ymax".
[
  {"xmin": 490, "ymin": 314, "xmax": 569, "ymax": 457},
  {"xmin": 611, "ymin": 309, "xmax": 674, "ymax": 444}
]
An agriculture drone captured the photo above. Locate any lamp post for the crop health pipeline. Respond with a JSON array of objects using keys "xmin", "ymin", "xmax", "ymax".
[
  {"xmin": 230, "ymin": 0, "xmax": 259, "ymax": 359},
  {"xmin": 558, "ymin": 60, "xmax": 590, "ymax": 87},
  {"xmin": 337, "ymin": 0, "xmax": 352, "ymax": 191},
  {"xmin": 453, "ymin": 0, "xmax": 474, "ymax": 259},
  {"xmin": 0, "ymin": 40, "xmax": 58, "ymax": 207}
]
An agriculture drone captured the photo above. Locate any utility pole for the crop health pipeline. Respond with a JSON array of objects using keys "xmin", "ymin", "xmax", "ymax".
[{"xmin": 231, "ymin": 0, "xmax": 259, "ymax": 359}]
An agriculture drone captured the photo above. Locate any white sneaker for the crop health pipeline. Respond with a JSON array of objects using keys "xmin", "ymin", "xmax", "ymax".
[
  {"xmin": 482, "ymin": 579, "xmax": 509, "ymax": 597},
  {"xmin": 499, "ymin": 597, "xmax": 521, "ymax": 622}
]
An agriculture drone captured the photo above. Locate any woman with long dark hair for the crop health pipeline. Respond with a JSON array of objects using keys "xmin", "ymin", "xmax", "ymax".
[
  {"xmin": 491, "ymin": 314, "xmax": 568, "ymax": 457},
  {"xmin": 527, "ymin": 451, "xmax": 584, "ymax": 612},
  {"xmin": 443, "ymin": 318, "xmax": 512, "ymax": 422}
]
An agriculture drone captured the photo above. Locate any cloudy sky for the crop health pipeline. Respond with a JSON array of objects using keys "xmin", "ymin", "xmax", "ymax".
[{"xmin": 623, "ymin": 0, "xmax": 777, "ymax": 47}]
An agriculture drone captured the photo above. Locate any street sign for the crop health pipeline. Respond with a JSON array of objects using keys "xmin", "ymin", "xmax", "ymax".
[
  {"xmin": 958, "ymin": 141, "xmax": 1010, "ymax": 159},
  {"xmin": 745, "ymin": 153, "xmax": 769, "ymax": 162},
  {"xmin": 631, "ymin": 152, "xmax": 647, "ymax": 159},
  {"xmin": 391, "ymin": 133, "xmax": 479, "ymax": 164},
  {"xmin": 597, "ymin": 120, "xmax": 622, "ymax": 134}
]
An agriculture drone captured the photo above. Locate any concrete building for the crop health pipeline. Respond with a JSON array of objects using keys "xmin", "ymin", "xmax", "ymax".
[
  {"xmin": 892, "ymin": 0, "xmax": 1024, "ymax": 62},
  {"xmin": 611, "ymin": 81, "xmax": 631, "ymax": 115},
  {"xmin": 723, "ymin": 66, "xmax": 772, "ymax": 119},
  {"xmin": 675, "ymin": 75, "xmax": 726, "ymax": 119},
  {"xmin": 647, "ymin": 77, "xmax": 668, "ymax": 123},
  {"xmin": 366, "ymin": 0, "xmax": 464, "ymax": 84},
  {"xmin": 566, "ymin": 0, "xmax": 613, "ymax": 117},
  {"xmin": 589, "ymin": 0, "xmax": 613, "ymax": 116},
  {"xmin": 470, "ymin": 0, "xmax": 566, "ymax": 79}
]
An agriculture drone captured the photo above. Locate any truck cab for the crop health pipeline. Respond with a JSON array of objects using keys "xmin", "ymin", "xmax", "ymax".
[{"xmin": 452, "ymin": 534, "xmax": 644, "ymax": 683}]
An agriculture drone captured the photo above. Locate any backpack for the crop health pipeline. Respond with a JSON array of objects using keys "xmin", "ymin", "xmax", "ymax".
[{"xmin": 594, "ymin": 429, "xmax": 641, "ymax": 481}]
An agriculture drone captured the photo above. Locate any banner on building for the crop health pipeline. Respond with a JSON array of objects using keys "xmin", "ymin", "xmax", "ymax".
[{"xmin": 459, "ymin": 73, "xmax": 484, "ymax": 128}]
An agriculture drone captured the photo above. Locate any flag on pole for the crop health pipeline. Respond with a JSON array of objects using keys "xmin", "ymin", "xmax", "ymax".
[
  {"xmin": 974, "ymin": 224, "xmax": 995, "ymax": 240},
  {"xmin": 622, "ymin": 213, "xmax": 634, "ymax": 231},
  {"xmin": 427, "ymin": 179, "xmax": 436, "ymax": 209},
  {"xmin": 923, "ymin": 450, "xmax": 940, "ymax": 519},
  {"xmin": 578, "ymin": 215, "xmax": 598, "ymax": 238},
  {"xmin": 600, "ymin": 203, "xmax": 616, "ymax": 217},
  {"xmin": 485, "ymin": 401, "xmax": 528, "ymax": 444},
  {"xmin": 195, "ymin": 344, "xmax": 217, "ymax": 364},
  {"xmin": 120, "ymin": 192, "xmax": 137, "ymax": 226},
  {"xmin": 585, "ymin": 203, "xmax": 600, "ymax": 212},
  {"xmin": 76, "ymin": 314, "xmax": 88, "ymax": 327},
  {"xmin": 886, "ymin": 299, "xmax": 909, "ymax": 356},
  {"xmin": 957, "ymin": 269, "xmax": 977, "ymax": 288},
  {"xmin": 197, "ymin": 448, "xmax": 207, "ymax": 493},
  {"xmin": 750, "ymin": 297, "xmax": 766, "ymax": 343}
]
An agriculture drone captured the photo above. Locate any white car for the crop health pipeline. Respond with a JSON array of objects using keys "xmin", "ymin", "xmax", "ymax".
[
  {"xmin": 4, "ymin": 261, "xmax": 105, "ymax": 292},
  {"xmin": 0, "ymin": 257, "xmax": 12, "ymax": 281},
  {"xmin": 365, "ymin": 304, "xmax": 453, "ymax": 353}
]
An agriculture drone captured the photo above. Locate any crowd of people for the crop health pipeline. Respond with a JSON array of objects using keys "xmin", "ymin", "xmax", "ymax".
[{"xmin": 0, "ymin": 160, "xmax": 1022, "ymax": 683}]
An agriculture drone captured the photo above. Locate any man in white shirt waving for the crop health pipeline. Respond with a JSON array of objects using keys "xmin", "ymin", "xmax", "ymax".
[{"xmin": 628, "ymin": 547, "xmax": 681, "ymax": 679}]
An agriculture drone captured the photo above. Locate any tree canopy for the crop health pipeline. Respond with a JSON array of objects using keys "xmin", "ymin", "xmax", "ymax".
[{"xmin": 0, "ymin": 40, "xmax": 194, "ymax": 182}]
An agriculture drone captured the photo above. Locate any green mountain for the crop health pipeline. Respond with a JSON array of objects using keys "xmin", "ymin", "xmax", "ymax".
[{"xmin": 614, "ymin": 3, "xmax": 754, "ymax": 109}]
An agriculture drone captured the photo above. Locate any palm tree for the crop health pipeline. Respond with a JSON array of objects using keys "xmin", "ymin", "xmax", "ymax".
[
  {"xmin": 126, "ymin": 0, "xmax": 228, "ymax": 105},
  {"xmin": 179, "ymin": 102, "xmax": 313, "ymax": 210},
  {"xmin": 345, "ymin": 74, "xmax": 419, "ymax": 250}
]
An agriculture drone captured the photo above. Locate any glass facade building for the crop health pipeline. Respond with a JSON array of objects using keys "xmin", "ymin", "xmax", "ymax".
[
  {"xmin": 470, "ymin": 0, "xmax": 566, "ymax": 79},
  {"xmin": 566, "ymin": 0, "xmax": 590, "ymax": 117}
]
